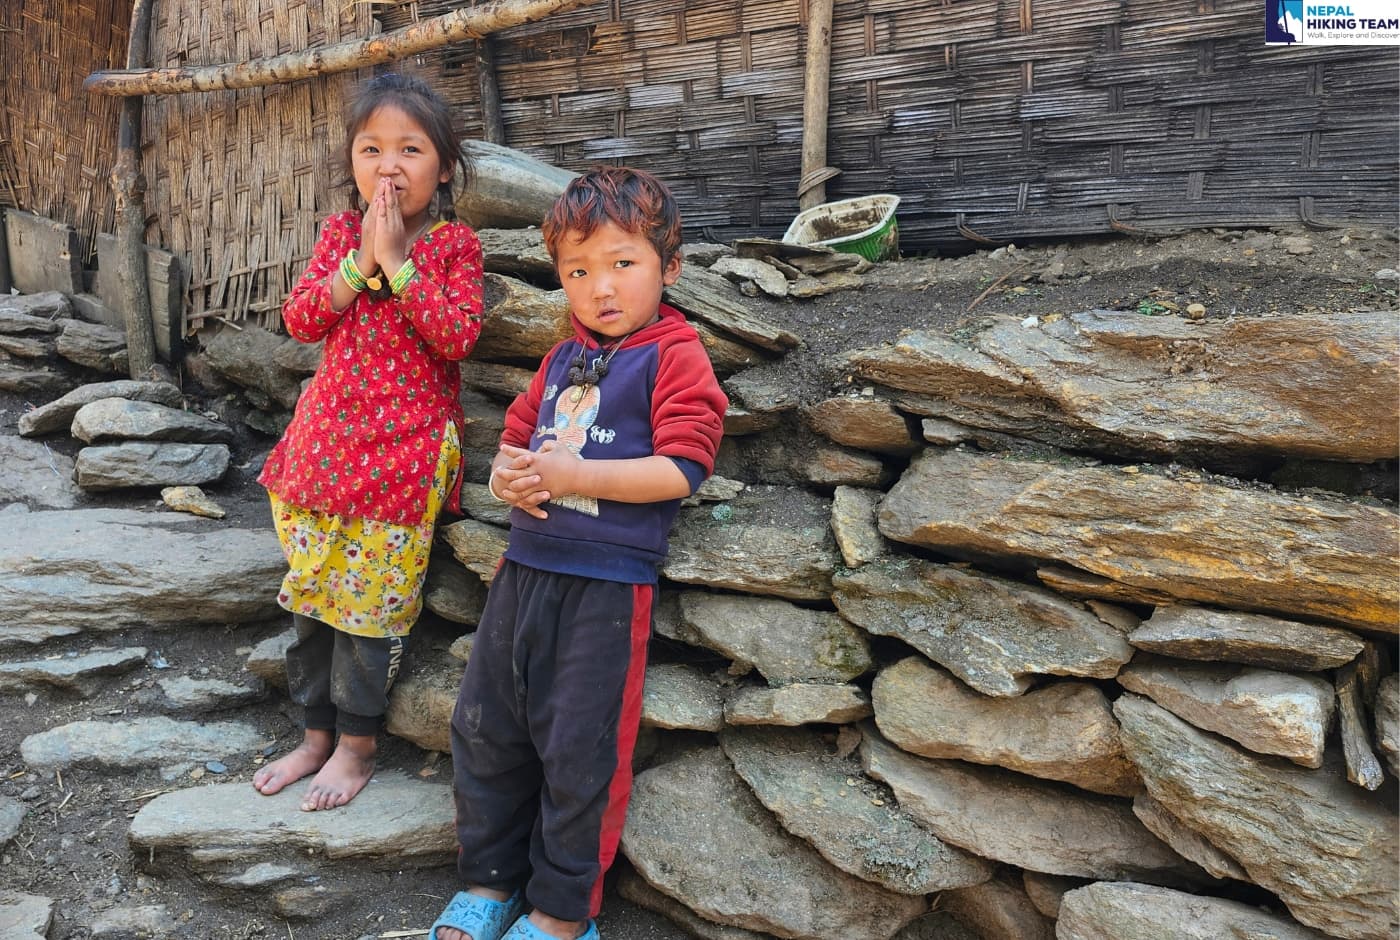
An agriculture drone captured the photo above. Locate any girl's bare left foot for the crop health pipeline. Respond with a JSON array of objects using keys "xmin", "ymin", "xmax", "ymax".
[{"xmin": 300, "ymin": 733, "xmax": 376, "ymax": 811}]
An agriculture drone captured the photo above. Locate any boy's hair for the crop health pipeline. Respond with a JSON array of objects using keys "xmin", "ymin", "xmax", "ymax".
[
  {"xmin": 340, "ymin": 72, "xmax": 472, "ymax": 218},
  {"xmin": 542, "ymin": 167, "xmax": 682, "ymax": 268}
]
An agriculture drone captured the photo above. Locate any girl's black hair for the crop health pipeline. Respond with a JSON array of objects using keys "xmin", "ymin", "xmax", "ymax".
[{"xmin": 340, "ymin": 72, "xmax": 472, "ymax": 219}]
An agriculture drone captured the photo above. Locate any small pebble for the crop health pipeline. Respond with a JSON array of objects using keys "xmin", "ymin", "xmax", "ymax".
[{"xmin": 205, "ymin": 761, "xmax": 227, "ymax": 774}]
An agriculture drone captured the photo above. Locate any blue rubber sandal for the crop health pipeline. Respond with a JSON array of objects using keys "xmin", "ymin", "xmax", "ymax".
[
  {"xmin": 501, "ymin": 914, "xmax": 599, "ymax": 940},
  {"xmin": 429, "ymin": 890, "xmax": 525, "ymax": 940}
]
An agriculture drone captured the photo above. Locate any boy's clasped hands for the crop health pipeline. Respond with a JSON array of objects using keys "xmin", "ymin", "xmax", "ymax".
[{"xmin": 491, "ymin": 442, "xmax": 580, "ymax": 519}]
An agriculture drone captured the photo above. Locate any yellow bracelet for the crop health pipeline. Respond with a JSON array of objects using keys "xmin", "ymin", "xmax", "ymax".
[{"xmin": 389, "ymin": 258, "xmax": 417, "ymax": 296}]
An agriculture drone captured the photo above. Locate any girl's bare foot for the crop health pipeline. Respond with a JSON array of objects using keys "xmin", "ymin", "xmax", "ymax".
[
  {"xmin": 252, "ymin": 729, "xmax": 333, "ymax": 795},
  {"xmin": 300, "ymin": 733, "xmax": 376, "ymax": 811},
  {"xmin": 435, "ymin": 886, "xmax": 512, "ymax": 940}
]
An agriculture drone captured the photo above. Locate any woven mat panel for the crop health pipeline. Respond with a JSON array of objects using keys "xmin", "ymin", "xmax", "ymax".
[
  {"xmin": 0, "ymin": 0, "xmax": 130, "ymax": 264},
  {"xmin": 384, "ymin": 0, "xmax": 1396, "ymax": 252},
  {"xmin": 142, "ymin": 0, "xmax": 374, "ymax": 333}
]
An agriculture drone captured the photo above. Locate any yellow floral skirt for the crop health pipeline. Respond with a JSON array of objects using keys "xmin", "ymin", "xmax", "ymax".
[{"xmin": 269, "ymin": 424, "xmax": 460, "ymax": 639}]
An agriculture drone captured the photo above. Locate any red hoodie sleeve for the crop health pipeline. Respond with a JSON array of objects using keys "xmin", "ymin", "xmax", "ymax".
[
  {"xmin": 282, "ymin": 212, "xmax": 355, "ymax": 342},
  {"xmin": 651, "ymin": 332, "xmax": 728, "ymax": 475},
  {"xmin": 501, "ymin": 345, "xmax": 561, "ymax": 448}
]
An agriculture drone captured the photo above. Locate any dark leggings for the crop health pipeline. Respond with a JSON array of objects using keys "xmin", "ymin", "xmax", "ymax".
[{"xmin": 284, "ymin": 613, "xmax": 405, "ymax": 737}]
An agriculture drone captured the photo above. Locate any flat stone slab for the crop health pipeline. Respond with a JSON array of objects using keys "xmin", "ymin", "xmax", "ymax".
[
  {"xmin": 939, "ymin": 871, "xmax": 1056, "ymax": 940},
  {"xmin": 724, "ymin": 681, "xmax": 872, "ymax": 726},
  {"xmin": 881, "ymin": 448, "xmax": 1399, "ymax": 634},
  {"xmin": 1132, "ymin": 792, "xmax": 1248, "ymax": 882},
  {"xmin": 17, "ymin": 379, "xmax": 183, "ymax": 436},
  {"xmin": 0, "ymin": 891, "xmax": 53, "ymax": 940},
  {"xmin": 872, "ymin": 657, "xmax": 1140, "ymax": 796},
  {"xmin": 860, "ymin": 727, "xmax": 1197, "ymax": 882},
  {"xmin": 623, "ymin": 747, "xmax": 926, "ymax": 939},
  {"xmin": 149, "ymin": 675, "xmax": 267, "ymax": 713},
  {"xmin": 1057, "ymin": 881, "xmax": 1333, "ymax": 940},
  {"xmin": 834, "ymin": 557, "xmax": 1132, "ymax": 696},
  {"xmin": 0, "ymin": 507, "xmax": 283, "ymax": 632},
  {"xmin": 71, "ymin": 397, "xmax": 234, "ymax": 445},
  {"xmin": 20, "ymin": 716, "xmax": 266, "ymax": 773},
  {"xmin": 721, "ymin": 726, "xmax": 993, "ymax": 894},
  {"xmin": 74, "ymin": 441, "xmax": 230, "ymax": 490},
  {"xmin": 127, "ymin": 773, "xmax": 455, "ymax": 886},
  {"xmin": 642, "ymin": 663, "xmax": 725, "ymax": 732},
  {"xmin": 0, "ymin": 646, "xmax": 147, "ymax": 697},
  {"xmin": 0, "ymin": 794, "xmax": 27, "ymax": 849},
  {"xmin": 1115, "ymin": 694, "xmax": 1399, "ymax": 940},
  {"xmin": 1128, "ymin": 605, "xmax": 1365, "ymax": 670},
  {"xmin": 677, "ymin": 591, "xmax": 873, "ymax": 683},
  {"xmin": 0, "ymin": 436, "xmax": 80, "ymax": 508}
]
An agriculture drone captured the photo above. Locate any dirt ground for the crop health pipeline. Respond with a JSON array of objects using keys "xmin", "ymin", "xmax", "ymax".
[{"xmin": 1, "ymin": 221, "xmax": 1396, "ymax": 940}]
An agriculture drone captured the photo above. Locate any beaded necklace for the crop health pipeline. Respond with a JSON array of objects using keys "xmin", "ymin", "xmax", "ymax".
[{"xmin": 566, "ymin": 332, "xmax": 631, "ymax": 403}]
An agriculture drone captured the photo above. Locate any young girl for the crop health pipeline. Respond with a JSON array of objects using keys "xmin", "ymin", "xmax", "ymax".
[{"xmin": 252, "ymin": 72, "xmax": 485, "ymax": 812}]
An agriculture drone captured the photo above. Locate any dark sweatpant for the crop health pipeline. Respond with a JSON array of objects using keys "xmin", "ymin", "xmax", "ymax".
[
  {"xmin": 285, "ymin": 613, "xmax": 405, "ymax": 737},
  {"xmin": 450, "ymin": 561, "xmax": 652, "ymax": 921}
]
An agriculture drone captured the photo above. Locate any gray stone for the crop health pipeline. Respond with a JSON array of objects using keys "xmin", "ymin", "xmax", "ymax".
[
  {"xmin": 667, "ymin": 266, "xmax": 799, "ymax": 352},
  {"xmin": 456, "ymin": 482, "xmax": 512, "ymax": 528},
  {"xmin": 0, "ymin": 794, "xmax": 27, "ymax": 848},
  {"xmin": 664, "ymin": 486, "xmax": 841, "ymax": 601},
  {"xmin": 199, "ymin": 323, "xmax": 307, "ymax": 410},
  {"xmin": 1129, "ymin": 605, "xmax": 1365, "ymax": 670},
  {"xmin": 127, "ymin": 773, "xmax": 454, "ymax": 877},
  {"xmin": 0, "ymin": 436, "xmax": 80, "ymax": 508},
  {"xmin": 20, "ymin": 716, "xmax": 266, "ymax": 773},
  {"xmin": 724, "ymin": 682, "xmax": 872, "ymax": 726},
  {"xmin": 880, "ymin": 448, "xmax": 1399, "ymax": 635},
  {"xmin": 0, "ymin": 646, "xmax": 147, "ymax": 697},
  {"xmin": 0, "ymin": 290, "xmax": 71, "ymax": 324},
  {"xmin": 623, "ymin": 748, "xmax": 926, "ymax": 939},
  {"xmin": 1057, "ymin": 881, "xmax": 1334, "ymax": 940},
  {"xmin": 617, "ymin": 869, "xmax": 768, "ymax": 940},
  {"xmin": 71, "ymin": 398, "xmax": 233, "ymax": 444},
  {"xmin": 642, "ymin": 664, "xmax": 725, "ymax": 732},
  {"xmin": 834, "ymin": 558, "xmax": 1132, "ymax": 696},
  {"xmin": 872, "ymin": 657, "xmax": 1140, "ymax": 796},
  {"xmin": 806, "ymin": 395, "xmax": 918, "ymax": 454},
  {"xmin": 1118, "ymin": 656, "xmax": 1334, "ymax": 767},
  {"xmin": 1132, "ymin": 791, "xmax": 1249, "ymax": 881},
  {"xmin": 1377, "ymin": 674, "xmax": 1398, "ymax": 778},
  {"xmin": 1115, "ymin": 693, "xmax": 1399, "ymax": 940},
  {"xmin": 0, "ymin": 508, "xmax": 282, "ymax": 632},
  {"xmin": 939, "ymin": 870, "xmax": 1055, "ymax": 940},
  {"xmin": 56, "ymin": 318, "xmax": 128, "ymax": 374},
  {"xmin": 0, "ymin": 890, "xmax": 53, "ymax": 940},
  {"xmin": 89, "ymin": 904, "xmax": 174, "ymax": 939},
  {"xmin": 711, "ymin": 256, "xmax": 788, "ymax": 297},
  {"xmin": 154, "ymin": 675, "xmax": 266, "ymax": 712},
  {"xmin": 831, "ymin": 485, "xmax": 889, "ymax": 567},
  {"xmin": 846, "ymin": 310, "xmax": 1398, "ymax": 464},
  {"xmin": 1020, "ymin": 870, "xmax": 1086, "ymax": 920},
  {"xmin": 75, "ymin": 441, "xmax": 230, "ymax": 490},
  {"xmin": 678, "ymin": 592, "xmax": 873, "ymax": 683},
  {"xmin": 893, "ymin": 912, "xmax": 979, "ymax": 940},
  {"xmin": 722, "ymin": 726, "xmax": 992, "ymax": 894},
  {"xmin": 439, "ymin": 518, "xmax": 509, "ymax": 584},
  {"xmin": 385, "ymin": 646, "xmax": 463, "ymax": 754},
  {"xmin": 724, "ymin": 369, "xmax": 799, "ymax": 421},
  {"xmin": 0, "ymin": 355, "xmax": 70, "ymax": 396},
  {"xmin": 0, "ymin": 332, "xmax": 54, "ymax": 358},
  {"xmin": 423, "ymin": 555, "xmax": 488, "ymax": 625},
  {"xmin": 860, "ymin": 728, "xmax": 1197, "ymax": 881},
  {"xmin": 920, "ymin": 417, "xmax": 975, "ymax": 445},
  {"xmin": 0, "ymin": 623, "xmax": 83, "ymax": 650},
  {"xmin": 246, "ymin": 629, "xmax": 294, "ymax": 688}
]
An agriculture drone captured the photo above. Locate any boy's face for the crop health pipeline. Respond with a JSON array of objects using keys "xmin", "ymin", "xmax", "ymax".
[{"xmin": 555, "ymin": 221, "xmax": 681, "ymax": 339}]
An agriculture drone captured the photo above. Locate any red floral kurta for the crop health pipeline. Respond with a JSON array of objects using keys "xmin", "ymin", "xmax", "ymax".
[{"xmin": 259, "ymin": 211, "xmax": 485, "ymax": 526}]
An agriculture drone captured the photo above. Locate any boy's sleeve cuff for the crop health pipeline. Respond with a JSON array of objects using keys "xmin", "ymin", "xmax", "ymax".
[{"xmin": 667, "ymin": 456, "xmax": 708, "ymax": 496}]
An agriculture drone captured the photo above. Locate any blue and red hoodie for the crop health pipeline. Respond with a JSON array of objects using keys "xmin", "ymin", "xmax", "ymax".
[{"xmin": 499, "ymin": 303, "xmax": 728, "ymax": 584}]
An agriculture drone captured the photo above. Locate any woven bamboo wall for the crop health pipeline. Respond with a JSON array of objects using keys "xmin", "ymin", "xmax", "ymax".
[
  {"xmin": 0, "ymin": 0, "xmax": 131, "ymax": 264},
  {"xmin": 392, "ymin": 0, "xmax": 1398, "ymax": 248},
  {"xmin": 141, "ymin": 0, "xmax": 374, "ymax": 331}
]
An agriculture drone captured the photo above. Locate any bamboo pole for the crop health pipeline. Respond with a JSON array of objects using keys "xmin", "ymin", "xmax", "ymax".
[
  {"xmin": 84, "ymin": 0, "xmax": 596, "ymax": 97},
  {"xmin": 798, "ymin": 0, "xmax": 836, "ymax": 211},
  {"xmin": 113, "ymin": 0, "xmax": 158, "ymax": 375}
]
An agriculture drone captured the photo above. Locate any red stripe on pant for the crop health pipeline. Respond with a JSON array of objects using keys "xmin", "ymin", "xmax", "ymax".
[{"xmin": 588, "ymin": 582, "xmax": 652, "ymax": 917}]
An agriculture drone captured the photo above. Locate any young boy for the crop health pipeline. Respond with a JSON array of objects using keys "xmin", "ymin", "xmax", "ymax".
[{"xmin": 431, "ymin": 167, "xmax": 727, "ymax": 940}]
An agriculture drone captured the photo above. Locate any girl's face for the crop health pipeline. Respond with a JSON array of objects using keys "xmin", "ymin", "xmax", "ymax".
[
  {"xmin": 350, "ymin": 104, "xmax": 451, "ymax": 227},
  {"xmin": 555, "ymin": 221, "xmax": 681, "ymax": 339}
]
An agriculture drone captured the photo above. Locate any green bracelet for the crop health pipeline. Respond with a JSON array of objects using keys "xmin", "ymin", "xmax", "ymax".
[
  {"xmin": 339, "ymin": 251, "xmax": 368, "ymax": 292},
  {"xmin": 389, "ymin": 258, "xmax": 417, "ymax": 296}
]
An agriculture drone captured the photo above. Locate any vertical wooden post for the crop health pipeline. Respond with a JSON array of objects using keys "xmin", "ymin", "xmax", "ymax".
[
  {"xmin": 798, "ymin": 0, "xmax": 835, "ymax": 211},
  {"xmin": 113, "ymin": 0, "xmax": 158, "ymax": 375},
  {"xmin": 476, "ymin": 36, "xmax": 507, "ymax": 146}
]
